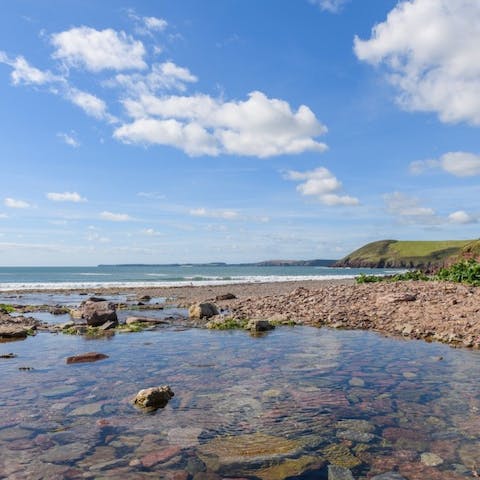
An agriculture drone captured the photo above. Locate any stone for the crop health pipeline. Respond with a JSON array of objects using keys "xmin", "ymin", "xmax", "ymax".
[
  {"xmin": 126, "ymin": 316, "xmax": 168, "ymax": 325},
  {"xmin": 349, "ymin": 377, "xmax": 365, "ymax": 387},
  {"xmin": 323, "ymin": 444, "xmax": 361, "ymax": 469},
  {"xmin": 140, "ymin": 446, "xmax": 182, "ymax": 467},
  {"xmin": 80, "ymin": 300, "xmax": 118, "ymax": 327},
  {"xmin": 188, "ymin": 302, "xmax": 219, "ymax": 319},
  {"xmin": 133, "ymin": 385, "xmax": 174, "ymax": 410},
  {"xmin": 328, "ymin": 465, "xmax": 355, "ymax": 480},
  {"xmin": 336, "ymin": 429, "xmax": 374, "ymax": 443},
  {"xmin": 256, "ymin": 456, "xmax": 321, "ymax": 480},
  {"xmin": 39, "ymin": 442, "xmax": 89, "ymax": 463},
  {"xmin": 99, "ymin": 320, "xmax": 117, "ymax": 330},
  {"xmin": 0, "ymin": 325, "xmax": 29, "ymax": 339},
  {"xmin": 70, "ymin": 401, "xmax": 104, "ymax": 416},
  {"xmin": 167, "ymin": 427, "xmax": 203, "ymax": 448},
  {"xmin": 215, "ymin": 293, "xmax": 236, "ymax": 301},
  {"xmin": 66, "ymin": 352, "xmax": 109, "ymax": 364},
  {"xmin": 245, "ymin": 319, "xmax": 275, "ymax": 332},
  {"xmin": 371, "ymin": 473, "xmax": 407, "ymax": 480},
  {"xmin": 0, "ymin": 352, "xmax": 17, "ymax": 358},
  {"xmin": 197, "ymin": 433, "xmax": 303, "ymax": 472},
  {"xmin": 420, "ymin": 452, "xmax": 444, "ymax": 466}
]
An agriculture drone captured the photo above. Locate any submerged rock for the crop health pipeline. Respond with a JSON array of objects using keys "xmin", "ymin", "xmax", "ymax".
[
  {"xmin": 371, "ymin": 473, "xmax": 407, "ymax": 480},
  {"xmin": 328, "ymin": 465, "xmax": 355, "ymax": 480},
  {"xmin": 256, "ymin": 456, "xmax": 322, "ymax": 480},
  {"xmin": 133, "ymin": 385, "xmax": 174, "ymax": 410},
  {"xmin": 197, "ymin": 433, "xmax": 304, "ymax": 472},
  {"xmin": 66, "ymin": 352, "xmax": 109, "ymax": 364},
  {"xmin": 126, "ymin": 316, "xmax": 168, "ymax": 325},
  {"xmin": 188, "ymin": 302, "xmax": 219, "ymax": 319}
]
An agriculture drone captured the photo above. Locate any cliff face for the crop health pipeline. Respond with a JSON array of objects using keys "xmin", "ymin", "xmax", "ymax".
[{"xmin": 334, "ymin": 239, "xmax": 474, "ymax": 270}]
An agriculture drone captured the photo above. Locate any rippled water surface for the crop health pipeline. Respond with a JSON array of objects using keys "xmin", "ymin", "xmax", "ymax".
[{"xmin": 1, "ymin": 324, "xmax": 479, "ymax": 479}]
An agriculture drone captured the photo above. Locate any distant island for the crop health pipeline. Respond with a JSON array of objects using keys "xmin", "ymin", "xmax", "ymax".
[
  {"xmin": 334, "ymin": 239, "xmax": 480, "ymax": 270},
  {"xmin": 99, "ymin": 259, "xmax": 336, "ymax": 267}
]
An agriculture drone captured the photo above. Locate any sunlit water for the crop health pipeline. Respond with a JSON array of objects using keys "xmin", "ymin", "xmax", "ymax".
[{"xmin": 1, "ymin": 318, "xmax": 480, "ymax": 480}]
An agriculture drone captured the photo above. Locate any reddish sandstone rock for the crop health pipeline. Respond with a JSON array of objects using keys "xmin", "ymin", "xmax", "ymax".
[
  {"xmin": 66, "ymin": 352, "xmax": 109, "ymax": 364},
  {"xmin": 140, "ymin": 446, "xmax": 181, "ymax": 467}
]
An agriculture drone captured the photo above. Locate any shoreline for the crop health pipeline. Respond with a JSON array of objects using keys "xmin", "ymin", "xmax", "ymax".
[{"xmin": 1, "ymin": 278, "xmax": 480, "ymax": 349}]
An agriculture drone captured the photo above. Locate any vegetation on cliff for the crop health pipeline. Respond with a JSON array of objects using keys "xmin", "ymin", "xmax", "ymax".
[{"xmin": 335, "ymin": 239, "xmax": 474, "ymax": 269}]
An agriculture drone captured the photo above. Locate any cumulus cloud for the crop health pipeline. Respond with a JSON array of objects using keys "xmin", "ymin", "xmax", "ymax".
[
  {"xmin": 51, "ymin": 26, "xmax": 147, "ymax": 72},
  {"xmin": 57, "ymin": 132, "xmax": 80, "ymax": 148},
  {"xmin": 448, "ymin": 210, "xmax": 477, "ymax": 224},
  {"xmin": 354, "ymin": 0, "xmax": 480, "ymax": 125},
  {"xmin": 4, "ymin": 197, "xmax": 31, "ymax": 209},
  {"xmin": 309, "ymin": 0, "xmax": 350, "ymax": 13},
  {"xmin": 100, "ymin": 211, "xmax": 132, "ymax": 222},
  {"xmin": 115, "ymin": 91, "xmax": 327, "ymax": 157},
  {"xmin": 285, "ymin": 167, "xmax": 359, "ymax": 206},
  {"xmin": 46, "ymin": 192, "xmax": 87, "ymax": 202},
  {"xmin": 189, "ymin": 208, "xmax": 239, "ymax": 220},
  {"xmin": 410, "ymin": 152, "xmax": 480, "ymax": 177}
]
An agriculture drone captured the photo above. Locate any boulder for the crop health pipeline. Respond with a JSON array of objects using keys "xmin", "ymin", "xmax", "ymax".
[
  {"xmin": 80, "ymin": 300, "xmax": 118, "ymax": 327},
  {"xmin": 133, "ymin": 386, "xmax": 174, "ymax": 410},
  {"xmin": 0, "ymin": 325, "xmax": 30, "ymax": 339},
  {"xmin": 66, "ymin": 352, "xmax": 109, "ymax": 364},
  {"xmin": 188, "ymin": 302, "xmax": 219, "ymax": 319},
  {"xmin": 245, "ymin": 319, "xmax": 275, "ymax": 332}
]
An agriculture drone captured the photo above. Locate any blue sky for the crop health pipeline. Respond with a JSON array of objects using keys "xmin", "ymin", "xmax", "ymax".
[{"xmin": 0, "ymin": 0, "xmax": 479, "ymax": 265}]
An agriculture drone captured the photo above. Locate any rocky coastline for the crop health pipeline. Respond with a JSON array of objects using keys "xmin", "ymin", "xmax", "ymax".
[{"xmin": 1, "ymin": 278, "xmax": 479, "ymax": 349}]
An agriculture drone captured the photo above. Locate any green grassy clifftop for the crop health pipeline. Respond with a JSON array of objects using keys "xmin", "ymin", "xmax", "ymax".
[{"xmin": 335, "ymin": 239, "xmax": 476, "ymax": 269}]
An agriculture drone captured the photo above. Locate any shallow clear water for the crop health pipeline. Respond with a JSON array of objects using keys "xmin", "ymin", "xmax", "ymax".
[{"xmin": 1, "ymin": 326, "xmax": 479, "ymax": 479}]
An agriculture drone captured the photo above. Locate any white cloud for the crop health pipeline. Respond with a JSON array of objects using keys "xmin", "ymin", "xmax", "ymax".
[
  {"xmin": 100, "ymin": 211, "xmax": 132, "ymax": 222},
  {"xmin": 189, "ymin": 208, "xmax": 239, "ymax": 220},
  {"xmin": 0, "ymin": 53, "xmax": 60, "ymax": 86},
  {"xmin": 46, "ymin": 192, "xmax": 87, "ymax": 202},
  {"xmin": 143, "ymin": 16, "xmax": 168, "ymax": 32},
  {"xmin": 285, "ymin": 167, "xmax": 359, "ymax": 206},
  {"xmin": 448, "ymin": 210, "xmax": 477, "ymax": 224},
  {"xmin": 66, "ymin": 88, "xmax": 110, "ymax": 120},
  {"xmin": 410, "ymin": 151, "xmax": 480, "ymax": 177},
  {"xmin": 4, "ymin": 197, "xmax": 31, "ymax": 209},
  {"xmin": 142, "ymin": 228, "xmax": 163, "ymax": 236},
  {"xmin": 57, "ymin": 132, "xmax": 80, "ymax": 148},
  {"xmin": 0, "ymin": 213, "xmax": 8, "ymax": 219},
  {"xmin": 111, "ymin": 61, "xmax": 197, "ymax": 94},
  {"xmin": 309, "ymin": 0, "xmax": 350, "ymax": 13},
  {"xmin": 384, "ymin": 191, "xmax": 439, "ymax": 224},
  {"xmin": 115, "ymin": 91, "xmax": 327, "ymax": 157},
  {"xmin": 86, "ymin": 232, "xmax": 111, "ymax": 243},
  {"xmin": 354, "ymin": 0, "xmax": 480, "ymax": 125},
  {"xmin": 137, "ymin": 191, "xmax": 166, "ymax": 200},
  {"xmin": 51, "ymin": 26, "xmax": 147, "ymax": 72}
]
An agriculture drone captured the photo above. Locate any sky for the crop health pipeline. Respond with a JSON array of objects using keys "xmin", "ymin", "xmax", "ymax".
[{"xmin": 0, "ymin": 0, "xmax": 479, "ymax": 266}]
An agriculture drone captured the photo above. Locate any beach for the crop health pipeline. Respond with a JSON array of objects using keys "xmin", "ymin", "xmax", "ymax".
[{"xmin": 2, "ymin": 278, "xmax": 479, "ymax": 349}]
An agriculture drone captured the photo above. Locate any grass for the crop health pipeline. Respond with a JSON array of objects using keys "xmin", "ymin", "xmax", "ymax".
[
  {"xmin": 0, "ymin": 304, "xmax": 15, "ymax": 314},
  {"xmin": 337, "ymin": 239, "xmax": 473, "ymax": 268}
]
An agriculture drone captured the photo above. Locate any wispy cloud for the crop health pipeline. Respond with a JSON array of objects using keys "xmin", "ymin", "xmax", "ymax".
[
  {"xmin": 57, "ymin": 132, "xmax": 80, "ymax": 147},
  {"xmin": 309, "ymin": 0, "xmax": 350, "ymax": 14},
  {"xmin": 46, "ymin": 191, "xmax": 87, "ymax": 202},
  {"xmin": 100, "ymin": 211, "xmax": 133, "ymax": 222},
  {"xmin": 4, "ymin": 197, "xmax": 31, "ymax": 209}
]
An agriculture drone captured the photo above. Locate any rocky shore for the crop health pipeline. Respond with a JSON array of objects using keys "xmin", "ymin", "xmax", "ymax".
[{"xmin": 1, "ymin": 279, "xmax": 480, "ymax": 348}]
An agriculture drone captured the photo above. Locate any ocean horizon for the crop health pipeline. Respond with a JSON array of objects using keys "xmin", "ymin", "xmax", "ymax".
[{"xmin": 0, "ymin": 264, "xmax": 403, "ymax": 291}]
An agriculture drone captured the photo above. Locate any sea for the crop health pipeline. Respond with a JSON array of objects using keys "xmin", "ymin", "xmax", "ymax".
[{"xmin": 0, "ymin": 265, "xmax": 403, "ymax": 291}]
